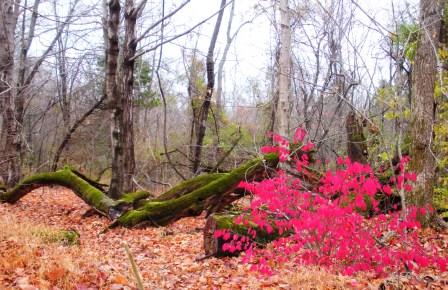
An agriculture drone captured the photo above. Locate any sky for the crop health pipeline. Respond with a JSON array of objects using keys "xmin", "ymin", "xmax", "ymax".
[
  {"xmin": 156, "ymin": 0, "xmax": 419, "ymax": 106},
  {"xmin": 30, "ymin": 0, "xmax": 419, "ymax": 107}
]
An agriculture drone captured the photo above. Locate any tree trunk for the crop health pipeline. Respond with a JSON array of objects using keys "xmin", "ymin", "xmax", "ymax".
[
  {"xmin": 409, "ymin": 0, "xmax": 443, "ymax": 209},
  {"xmin": 215, "ymin": 0, "xmax": 236, "ymax": 123},
  {"xmin": 192, "ymin": 0, "xmax": 227, "ymax": 174},
  {"xmin": 115, "ymin": 153, "xmax": 278, "ymax": 227},
  {"xmin": 51, "ymin": 96, "xmax": 105, "ymax": 171},
  {"xmin": 107, "ymin": 0, "xmax": 124, "ymax": 199},
  {"xmin": 120, "ymin": 0, "xmax": 140, "ymax": 193},
  {"xmin": 108, "ymin": 0, "xmax": 141, "ymax": 197},
  {"xmin": 0, "ymin": 1, "xmax": 20, "ymax": 187},
  {"xmin": 346, "ymin": 111, "xmax": 368, "ymax": 164},
  {"xmin": 276, "ymin": 0, "xmax": 291, "ymax": 137},
  {"xmin": 1, "ymin": 0, "xmax": 77, "ymax": 187},
  {"xmin": 204, "ymin": 213, "xmax": 283, "ymax": 257},
  {"xmin": 0, "ymin": 167, "xmax": 121, "ymax": 217}
]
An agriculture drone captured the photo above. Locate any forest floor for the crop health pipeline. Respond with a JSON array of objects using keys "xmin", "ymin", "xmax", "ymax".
[{"xmin": 0, "ymin": 187, "xmax": 446, "ymax": 290}]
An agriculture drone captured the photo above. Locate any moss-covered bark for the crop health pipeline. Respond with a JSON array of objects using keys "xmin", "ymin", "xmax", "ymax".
[
  {"xmin": 0, "ymin": 167, "xmax": 120, "ymax": 216},
  {"xmin": 114, "ymin": 153, "xmax": 279, "ymax": 227},
  {"xmin": 0, "ymin": 154, "xmax": 279, "ymax": 228},
  {"xmin": 204, "ymin": 213, "xmax": 282, "ymax": 257},
  {"xmin": 155, "ymin": 173, "xmax": 225, "ymax": 201}
]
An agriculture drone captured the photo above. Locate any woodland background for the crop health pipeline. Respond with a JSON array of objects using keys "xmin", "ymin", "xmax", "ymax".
[{"xmin": 0, "ymin": 0, "xmax": 448, "ymax": 288}]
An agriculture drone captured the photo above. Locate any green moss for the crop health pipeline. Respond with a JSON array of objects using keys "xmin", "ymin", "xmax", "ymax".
[
  {"xmin": 116, "ymin": 154, "xmax": 279, "ymax": 227},
  {"xmin": 213, "ymin": 214, "xmax": 281, "ymax": 244},
  {"xmin": 156, "ymin": 173, "xmax": 225, "ymax": 201},
  {"xmin": 119, "ymin": 191, "xmax": 153, "ymax": 204},
  {"xmin": 32, "ymin": 228, "xmax": 80, "ymax": 246},
  {"xmin": 0, "ymin": 168, "xmax": 118, "ymax": 216},
  {"xmin": 435, "ymin": 189, "xmax": 448, "ymax": 217}
]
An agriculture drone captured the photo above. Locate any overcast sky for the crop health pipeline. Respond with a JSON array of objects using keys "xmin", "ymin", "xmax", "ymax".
[{"xmin": 31, "ymin": 0, "xmax": 419, "ymax": 107}]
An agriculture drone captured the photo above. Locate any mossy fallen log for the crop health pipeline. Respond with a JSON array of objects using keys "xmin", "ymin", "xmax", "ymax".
[
  {"xmin": 155, "ymin": 173, "xmax": 225, "ymax": 201},
  {"xmin": 204, "ymin": 213, "xmax": 282, "ymax": 257},
  {"xmin": 0, "ymin": 154, "xmax": 279, "ymax": 228},
  {"xmin": 113, "ymin": 153, "xmax": 279, "ymax": 227},
  {"xmin": 0, "ymin": 167, "xmax": 121, "ymax": 217}
]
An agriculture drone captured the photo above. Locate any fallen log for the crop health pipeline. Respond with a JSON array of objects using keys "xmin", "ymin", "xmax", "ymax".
[
  {"xmin": 0, "ymin": 167, "xmax": 122, "ymax": 217},
  {"xmin": 0, "ymin": 154, "xmax": 279, "ymax": 228},
  {"xmin": 114, "ymin": 153, "xmax": 279, "ymax": 227},
  {"xmin": 204, "ymin": 213, "xmax": 283, "ymax": 257}
]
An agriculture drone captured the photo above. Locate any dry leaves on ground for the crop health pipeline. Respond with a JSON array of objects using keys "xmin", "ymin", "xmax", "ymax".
[{"xmin": 0, "ymin": 186, "xmax": 446, "ymax": 289}]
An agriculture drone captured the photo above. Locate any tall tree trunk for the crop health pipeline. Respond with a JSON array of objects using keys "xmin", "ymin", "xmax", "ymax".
[
  {"xmin": 192, "ymin": 0, "xmax": 226, "ymax": 174},
  {"xmin": 0, "ymin": 1, "xmax": 20, "ymax": 187},
  {"xmin": 121, "ymin": 0, "xmax": 140, "ymax": 193},
  {"xmin": 106, "ymin": 0, "xmax": 123, "ymax": 199},
  {"xmin": 215, "ymin": 0, "xmax": 237, "ymax": 120},
  {"xmin": 108, "ymin": 0, "xmax": 145, "ymax": 197},
  {"xmin": 56, "ymin": 39, "xmax": 70, "ymax": 133},
  {"xmin": 276, "ymin": 0, "xmax": 291, "ymax": 137},
  {"xmin": 409, "ymin": 0, "xmax": 443, "ymax": 209}
]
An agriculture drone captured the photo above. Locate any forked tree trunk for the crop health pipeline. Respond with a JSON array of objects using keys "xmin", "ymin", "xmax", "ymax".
[
  {"xmin": 120, "ymin": 0, "xmax": 139, "ymax": 193},
  {"xmin": 108, "ymin": 0, "xmax": 142, "ymax": 197}
]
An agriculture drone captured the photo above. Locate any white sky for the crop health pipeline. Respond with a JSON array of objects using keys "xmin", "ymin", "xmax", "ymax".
[{"xmin": 30, "ymin": 0, "xmax": 419, "ymax": 107}]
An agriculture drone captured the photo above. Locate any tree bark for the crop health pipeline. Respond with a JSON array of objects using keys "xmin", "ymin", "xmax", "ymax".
[
  {"xmin": 204, "ymin": 213, "xmax": 283, "ymax": 257},
  {"xmin": 276, "ymin": 0, "xmax": 291, "ymax": 137},
  {"xmin": 120, "ymin": 0, "xmax": 140, "ymax": 193},
  {"xmin": 106, "ymin": 0, "xmax": 124, "ymax": 199},
  {"xmin": 108, "ymin": 0, "xmax": 144, "ymax": 197},
  {"xmin": 409, "ymin": 0, "xmax": 443, "ymax": 208},
  {"xmin": 192, "ymin": 0, "xmax": 227, "ymax": 174},
  {"xmin": 346, "ymin": 111, "xmax": 368, "ymax": 164},
  {"xmin": 0, "ymin": 1, "xmax": 20, "ymax": 187}
]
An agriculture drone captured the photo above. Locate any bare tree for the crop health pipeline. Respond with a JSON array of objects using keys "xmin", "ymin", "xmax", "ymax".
[
  {"xmin": 216, "ymin": 0, "xmax": 251, "ymax": 121},
  {"xmin": 0, "ymin": 0, "xmax": 78, "ymax": 186},
  {"xmin": 191, "ymin": 0, "xmax": 227, "ymax": 174}
]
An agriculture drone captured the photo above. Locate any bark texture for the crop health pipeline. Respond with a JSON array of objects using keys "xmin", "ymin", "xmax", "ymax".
[
  {"xmin": 108, "ymin": 0, "xmax": 143, "ymax": 197},
  {"xmin": 276, "ymin": 0, "xmax": 291, "ymax": 137},
  {"xmin": 409, "ymin": 0, "xmax": 443, "ymax": 207},
  {"xmin": 0, "ymin": 1, "xmax": 20, "ymax": 187},
  {"xmin": 106, "ymin": 0, "xmax": 124, "ymax": 199},
  {"xmin": 346, "ymin": 111, "xmax": 368, "ymax": 164},
  {"xmin": 204, "ymin": 213, "xmax": 282, "ymax": 257}
]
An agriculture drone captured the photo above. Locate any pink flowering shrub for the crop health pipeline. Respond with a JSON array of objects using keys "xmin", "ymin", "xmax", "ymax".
[{"xmin": 215, "ymin": 129, "xmax": 447, "ymax": 277}]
